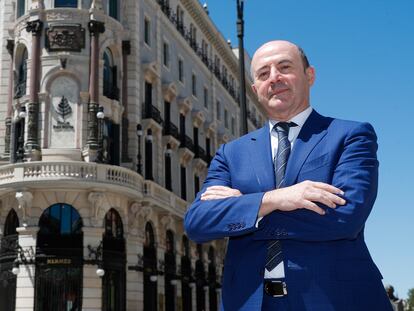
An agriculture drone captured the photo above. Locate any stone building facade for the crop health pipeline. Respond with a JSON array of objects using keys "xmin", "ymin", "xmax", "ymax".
[{"xmin": 0, "ymin": 0, "xmax": 265, "ymax": 310}]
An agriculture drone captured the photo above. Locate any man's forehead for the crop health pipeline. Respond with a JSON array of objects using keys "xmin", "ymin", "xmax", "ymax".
[{"xmin": 252, "ymin": 41, "xmax": 300, "ymax": 69}]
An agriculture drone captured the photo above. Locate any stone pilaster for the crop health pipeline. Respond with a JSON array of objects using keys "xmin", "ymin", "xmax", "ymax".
[
  {"xmin": 15, "ymin": 226, "xmax": 39, "ymax": 311},
  {"xmin": 121, "ymin": 40, "xmax": 131, "ymax": 162},
  {"xmin": 25, "ymin": 20, "xmax": 43, "ymax": 160},
  {"xmin": 4, "ymin": 40, "xmax": 14, "ymax": 157},
  {"xmin": 82, "ymin": 227, "xmax": 105, "ymax": 311}
]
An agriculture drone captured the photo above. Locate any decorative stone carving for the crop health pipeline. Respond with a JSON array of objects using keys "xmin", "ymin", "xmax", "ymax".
[
  {"xmin": 178, "ymin": 97, "xmax": 192, "ymax": 115},
  {"xmin": 46, "ymin": 24, "xmax": 86, "ymax": 52},
  {"xmin": 162, "ymin": 82, "xmax": 177, "ymax": 102},
  {"xmin": 88, "ymin": 192, "xmax": 106, "ymax": 226},
  {"xmin": 160, "ymin": 213, "xmax": 173, "ymax": 231},
  {"xmin": 192, "ymin": 109, "xmax": 206, "ymax": 128},
  {"xmin": 26, "ymin": 20, "xmax": 43, "ymax": 36},
  {"xmin": 15, "ymin": 191, "xmax": 33, "ymax": 223},
  {"xmin": 143, "ymin": 61, "xmax": 159, "ymax": 83},
  {"xmin": 47, "ymin": 11, "xmax": 74, "ymax": 21}
]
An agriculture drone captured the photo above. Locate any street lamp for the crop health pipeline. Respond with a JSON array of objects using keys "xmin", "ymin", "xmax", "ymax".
[
  {"xmin": 96, "ymin": 106, "xmax": 105, "ymax": 163},
  {"xmin": 136, "ymin": 124, "xmax": 143, "ymax": 174},
  {"xmin": 16, "ymin": 105, "xmax": 26, "ymax": 162},
  {"xmin": 237, "ymin": 0, "xmax": 248, "ymax": 135}
]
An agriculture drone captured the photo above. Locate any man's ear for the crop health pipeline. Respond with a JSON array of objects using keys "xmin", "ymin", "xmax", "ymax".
[
  {"xmin": 251, "ymin": 84, "xmax": 257, "ymax": 94},
  {"xmin": 306, "ymin": 66, "xmax": 315, "ymax": 86}
]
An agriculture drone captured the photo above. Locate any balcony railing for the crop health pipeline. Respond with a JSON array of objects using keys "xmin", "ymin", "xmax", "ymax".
[
  {"xmin": 0, "ymin": 162, "xmax": 143, "ymax": 197},
  {"xmin": 142, "ymin": 103, "xmax": 163, "ymax": 125},
  {"xmin": 194, "ymin": 145, "xmax": 206, "ymax": 160},
  {"xmin": 180, "ymin": 135, "xmax": 195, "ymax": 152},
  {"xmin": 163, "ymin": 122, "xmax": 180, "ymax": 140},
  {"xmin": 155, "ymin": 1, "xmax": 240, "ymax": 104}
]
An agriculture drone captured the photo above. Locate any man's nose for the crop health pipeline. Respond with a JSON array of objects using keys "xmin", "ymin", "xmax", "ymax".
[{"xmin": 269, "ymin": 67, "xmax": 282, "ymax": 82}]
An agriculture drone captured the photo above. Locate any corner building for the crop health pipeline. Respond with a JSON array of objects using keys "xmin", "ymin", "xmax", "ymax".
[{"xmin": 0, "ymin": 0, "xmax": 265, "ymax": 310}]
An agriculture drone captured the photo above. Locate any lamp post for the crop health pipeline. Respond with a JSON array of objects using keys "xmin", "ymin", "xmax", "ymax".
[
  {"xmin": 136, "ymin": 124, "xmax": 143, "ymax": 174},
  {"xmin": 237, "ymin": 0, "xmax": 248, "ymax": 135},
  {"xmin": 96, "ymin": 106, "xmax": 105, "ymax": 163},
  {"xmin": 16, "ymin": 106, "xmax": 27, "ymax": 162}
]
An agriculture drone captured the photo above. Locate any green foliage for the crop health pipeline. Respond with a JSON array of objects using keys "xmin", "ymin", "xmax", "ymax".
[{"xmin": 408, "ymin": 288, "xmax": 414, "ymax": 311}]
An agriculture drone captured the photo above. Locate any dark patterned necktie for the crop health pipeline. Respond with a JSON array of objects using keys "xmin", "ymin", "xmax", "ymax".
[{"xmin": 265, "ymin": 122, "xmax": 297, "ymax": 273}]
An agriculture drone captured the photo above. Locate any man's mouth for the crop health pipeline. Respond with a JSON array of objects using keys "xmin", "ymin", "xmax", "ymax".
[{"xmin": 269, "ymin": 88, "xmax": 289, "ymax": 98}]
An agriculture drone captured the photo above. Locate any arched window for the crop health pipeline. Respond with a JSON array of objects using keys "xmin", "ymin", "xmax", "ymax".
[
  {"xmin": 102, "ymin": 209, "xmax": 126, "ymax": 311},
  {"xmin": 35, "ymin": 204, "xmax": 83, "ymax": 311},
  {"xmin": 195, "ymin": 244, "xmax": 206, "ymax": 311},
  {"xmin": 181, "ymin": 235, "xmax": 192, "ymax": 311},
  {"xmin": 55, "ymin": 0, "xmax": 77, "ymax": 8},
  {"xmin": 17, "ymin": 0, "xmax": 25, "ymax": 18},
  {"xmin": 15, "ymin": 47, "xmax": 27, "ymax": 99},
  {"xmin": 144, "ymin": 222, "xmax": 157, "ymax": 311},
  {"xmin": 0, "ymin": 209, "xmax": 19, "ymax": 311},
  {"xmin": 165, "ymin": 230, "xmax": 176, "ymax": 311},
  {"xmin": 103, "ymin": 49, "xmax": 118, "ymax": 100}
]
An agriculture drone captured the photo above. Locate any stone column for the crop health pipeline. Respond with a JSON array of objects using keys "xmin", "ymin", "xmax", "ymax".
[
  {"xmin": 25, "ymin": 20, "xmax": 43, "ymax": 160},
  {"xmin": 84, "ymin": 20, "xmax": 105, "ymax": 162},
  {"xmin": 121, "ymin": 40, "xmax": 131, "ymax": 162},
  {"xmin": 15, "ymin": 226, "xmax": 39, "ymax": 311},
  {"xmin": 4, "ymin": 40, "xmax": 14, "ymax": 157},
  {"xmin": 82, "ymin": 226, "xmax": 105, "ymax": 311}
]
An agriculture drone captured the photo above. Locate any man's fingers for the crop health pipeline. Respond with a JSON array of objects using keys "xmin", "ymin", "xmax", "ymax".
[
  {"xmin": 302, "ymin": 201, "xmax": 326, "ymax": 215},
  {"xmin": 311, "ymin": 181, "xmax": 344, "ymax": 195}
]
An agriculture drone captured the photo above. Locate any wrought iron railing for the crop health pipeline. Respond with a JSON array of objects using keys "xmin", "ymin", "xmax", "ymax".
[
  {"xmin": 142, "ymin": 103, "xmax": 163, "ymax": 125},
  {"xmin": 163, "ymin": 122, "xmax": 180, "ymax": 140},
  {"xmin": 180, "ymin": 135, "xmax": 195, "ymax": 152}
]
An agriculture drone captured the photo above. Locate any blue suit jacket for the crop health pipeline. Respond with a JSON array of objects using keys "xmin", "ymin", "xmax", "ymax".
[{"xmin": 185, "ymin": 111, "xmax": 392, "ymax": 311}]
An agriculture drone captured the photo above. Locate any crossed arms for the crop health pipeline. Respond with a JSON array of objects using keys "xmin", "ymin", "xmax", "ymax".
[{"xmin": 184, "ymin": 122, "xmax": 378, "ymax": 243}]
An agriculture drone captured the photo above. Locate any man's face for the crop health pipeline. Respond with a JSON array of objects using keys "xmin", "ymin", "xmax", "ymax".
[{"xmin": 251, "ymin": 41, "xmax": 315, "ymax": 121}]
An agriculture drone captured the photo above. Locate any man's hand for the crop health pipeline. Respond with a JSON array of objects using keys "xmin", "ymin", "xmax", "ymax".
[
  {"xmin": 200, "ymin": 185, "xmax": 242, "ymax": 201},
  {"xmin": 260, "ymin": 180, "xmax": 346, "ymax": 217}
]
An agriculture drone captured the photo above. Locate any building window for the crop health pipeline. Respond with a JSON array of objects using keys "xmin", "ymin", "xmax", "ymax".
[
  {"xmin": 108, "ymin": 0, "xmax": 118, "ymax": 19},
  {"xmin": 181, "ymin": 166, "xmax": 187, "ymax": 200},
  {"xmin": 192, "ymin": 74, "xmax": 197, "ymax": 97},
  {"xmin": 144, "ymin": 17, "xmax": 151, "ymax": 46},
  {"xmin": 17, "ymin": 0, "xmax": 25, "ymax": 18},
  {"xmin": 203, "ymin": 88, "xmax": 208, "ymax": 108},
  {"xmin": 178, "ymin": 59, "xmax": 184, "ymax": 82},
  {"xmin": 231, "ymin": 116, "xmax": 236, "ymax": 135},
  {"xmin": 103, "ymin": 49, "xmax": 118, "ymax": 100},
  {"xmin": 216, "ymin": 100, "xmax": 221, "ymax": 120},
  {"xmin": 55, "ymin": 0, "xmax": 77, "ymax": 7},
  {"xmin": 194, "ymin": 175, "xmax": 200, "ymax": 197},
  {"xmin": 224, "ymin": 109, "xmax": 229, "ymax": 128},
  {"xmin": 163, "ymin": 42, "xmax": 169, "ymax": 67},
  {"xmin": 144, "ymin": 223, "xmax": 158, "ymax": 310},
  {"xmin": 15, "ymin": 47, "xmax": 28, "ymax": 99}
]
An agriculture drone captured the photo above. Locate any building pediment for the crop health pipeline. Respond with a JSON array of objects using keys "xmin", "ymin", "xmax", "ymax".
[{"xmin": 162, "ymin": 82, "xmax": 178, "ymax": 102}]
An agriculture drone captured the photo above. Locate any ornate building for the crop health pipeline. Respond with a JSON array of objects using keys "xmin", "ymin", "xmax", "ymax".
[{"xmin": 0, "ymin": 0, "xmax": 265, "ymax": 310}]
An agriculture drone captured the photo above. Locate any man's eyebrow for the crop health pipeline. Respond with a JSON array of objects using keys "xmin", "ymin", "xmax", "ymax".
[{"xmin": 255, "ymin": 59, "xmax": 294, "ymax": 74}]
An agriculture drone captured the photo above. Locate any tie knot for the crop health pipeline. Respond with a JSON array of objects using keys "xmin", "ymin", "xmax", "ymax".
[{"xmin": 274, "ymin": 122, "xmax": 297, "ymax": 134}]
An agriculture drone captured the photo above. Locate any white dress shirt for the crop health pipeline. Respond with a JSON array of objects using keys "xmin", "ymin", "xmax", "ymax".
[{"xmin": 262, "ymin": 106, "xmax": 313, "ymax": 279}]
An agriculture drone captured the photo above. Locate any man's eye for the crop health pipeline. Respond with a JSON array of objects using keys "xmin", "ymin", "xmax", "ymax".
[{"xmin": 258, "ymin": 72, "xmax": 269, "ymax": 79}]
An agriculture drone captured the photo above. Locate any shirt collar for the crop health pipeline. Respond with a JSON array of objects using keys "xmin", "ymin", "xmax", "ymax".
[{"xmin": 268, "ymin": 106, "xmax": 313, "ymax": 133}]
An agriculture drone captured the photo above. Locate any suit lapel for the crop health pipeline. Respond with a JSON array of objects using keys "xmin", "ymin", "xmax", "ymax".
[
  {"xmin": 284, "ymin": 110, "xmax": 330, "ymax": 187},
  {"xmin": 248, "ymin": 123, "xmax": 276, "ymax": 191}
]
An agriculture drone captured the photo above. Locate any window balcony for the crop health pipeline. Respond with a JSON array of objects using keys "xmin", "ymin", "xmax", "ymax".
[{"xmin": 142, "ymin": 103, "xmax": 163, "ymax": 125}]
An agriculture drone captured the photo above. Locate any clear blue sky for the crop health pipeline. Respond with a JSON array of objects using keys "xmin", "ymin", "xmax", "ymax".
[{"xmin": 201, "ymin": 0, "xmax": 414, "ymax": 299}]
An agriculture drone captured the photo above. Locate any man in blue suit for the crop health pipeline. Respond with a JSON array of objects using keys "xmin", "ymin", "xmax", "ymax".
[{"xmin": 184, "ymin": 40, "xmax": 392, "ymax": 311}]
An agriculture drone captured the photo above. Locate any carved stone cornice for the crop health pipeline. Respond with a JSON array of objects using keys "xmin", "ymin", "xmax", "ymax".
[
  {"xmin": 122, "ymin": 40, "xmax": 131, "ymax": 55},
  {"xmin": 162, "ymin": 82, "xmax": 177, "ymax": 102},
  {"xmin": 26, "ymin": 20, "xmax": 44, "ymax": 36},
  {"xmin": 178, "ymin": 148, "xmax": 194, "ymax": 167},
  {"xmin": 192, "ymin": 109, "xmax": 206, "ymax": 128},
  {"xmin": 143, "ymin": 61, "xmax": 159, "ymax": 83},
  {"xmin": 88, "ymin": 191, "xmax": 107, "ymax": 226},
  {"xmin": 193, "ymin": 158, "xmax": 207, "ymax": 174},
  {"xmin": 88, "ymin": 20, "xmax": 105, "ymax": 36},
  {"xmin": 205, "ymin": 120, "xmax": 217, "ymax": 137},
  {"xmin": 6, "ymin": 40, "xmax": 14, "ymax": 56},
  {"xmin": 178, "ymin": 97, "xmax": 192, "ymax": 115}
]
